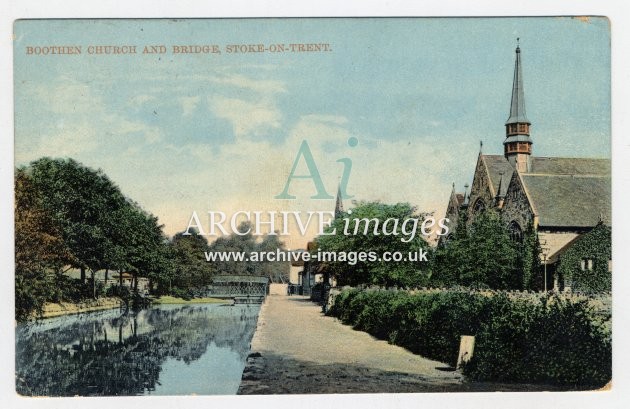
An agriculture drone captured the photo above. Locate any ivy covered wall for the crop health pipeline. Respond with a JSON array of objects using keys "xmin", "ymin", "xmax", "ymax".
[{"xmin": 557, "ymin": 223, "xmax": 611, "ymax": 293}]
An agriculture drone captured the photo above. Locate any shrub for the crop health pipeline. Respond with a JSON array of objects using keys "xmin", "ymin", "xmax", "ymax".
[
  {"xmin": 466, "ymin": 296, "xmax": 611, "ymax": 387},
  {"xmin": 327, "ymin": 288, "xmax": 611, "ymax": 387},
  {"xmin": 106, "ymin": 284, "xmax": 132, "ymax": 300}
]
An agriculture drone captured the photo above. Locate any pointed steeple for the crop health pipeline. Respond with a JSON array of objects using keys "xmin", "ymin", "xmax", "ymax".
[
  {"xmin": 334, "ymin": 184, "xmax": 344, "ymax": 218},
  {"xmin": 504, "ymin": 39, "xmax": 533, "ymax": 173},
  {"xmin": 506, "ymin": 40, "xmax": 530, "ymax": 125}
]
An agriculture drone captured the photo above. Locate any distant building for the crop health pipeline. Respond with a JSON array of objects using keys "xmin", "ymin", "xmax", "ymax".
[
  {"xmin": 443, "ymin": 43, "xmax": 611, "ymax": 292},
  {"xmin": 296, "ymin": 186, "xmax": 343, "ymax": 295},
  {"xmin": 64, "ymin": 268, "xmax": 150, "ymax": 296}
]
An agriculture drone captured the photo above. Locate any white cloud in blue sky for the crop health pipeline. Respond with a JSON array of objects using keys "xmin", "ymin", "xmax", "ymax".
[{"xmin": 13, "ymin": 17, "xmax": 610, "ymax": 246}]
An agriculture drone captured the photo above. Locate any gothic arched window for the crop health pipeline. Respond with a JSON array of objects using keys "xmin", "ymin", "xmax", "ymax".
[
  {"xmin": 473, "ymin": 198, "xmax": 486, "ymax": 213},
  {"xmin": 508, "ymin": 221, "xmax": 523, "ymax": 244}
]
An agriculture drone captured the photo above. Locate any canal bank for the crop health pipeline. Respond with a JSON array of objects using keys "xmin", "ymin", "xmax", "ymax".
[
  {"xmin": 38, "ymin": 296, "xmax": 124, "ymax": 318},
  {"xmin": 238, "ymin": 295, "xmax": 467, "ymax": 394}
]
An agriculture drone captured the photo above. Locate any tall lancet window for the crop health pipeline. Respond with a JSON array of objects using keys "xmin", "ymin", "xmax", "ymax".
[{"xmin": 508, "ymin": 221, "xmax": 523, "ymax": 244}]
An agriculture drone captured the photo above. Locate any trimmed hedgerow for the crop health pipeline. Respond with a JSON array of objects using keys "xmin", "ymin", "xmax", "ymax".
[
  {"xmin": 327, "ymin": 289, "xmax": 611, "ymax": 388},
  {"xmin": 467, "ymin": 295, "xmax": 611, "ymax": 387}
]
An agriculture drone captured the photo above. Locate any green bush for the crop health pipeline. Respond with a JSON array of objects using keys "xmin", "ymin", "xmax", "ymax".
[
  {"xmin": 327, "ymin": 289, "xmax": 611, "ymax": 387},
  {"xmin": 467, "ymin": 296, "xmax": 611, "ymax": 387},
  {"xmin": 106, "ymin": 284, "xmax": 132, "ymax": 300},
  {"xmin": 61, "ymin": 278, "xmax": 105, "ymax": 302},
  {"xmin": 170, "ymin": 287, "xmax": 192, "ymax": 300}
]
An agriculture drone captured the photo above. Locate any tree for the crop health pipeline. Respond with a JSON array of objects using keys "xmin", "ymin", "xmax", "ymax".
[
  {"xmin": 256, "ymin": 234, "xmax": 290, "ymax": 283},
  {"xmin": 15, "ymin": 169, "xmax": 74, "ymax": 320},
  {"xmin": 315, "ymin": 201, "xmax": 432, "ymax": 287},
  {"xmin": 25, "ymin": 157, "xmax": 173, "ymax": 301},
  {"xmin": 519, "ymin": 222, "xmax": 542, "ymax": 290},
  {"xmin": 432, "ymin": 210, "xmax": 520, "ymax": 289},
  {"xmin": 168, "ymin": 229, "xmax": 213, "ymax": 293},
  {"xmin": 202, "ymin": 222, "xmax": 290, "ymax": 283},
  {"xmin": 29, "ymin": 158, "xmax": 127, "ymax": 287},
  {"xmin": 207, "ymin": 222, "xmax": 258, "ymax": 276}
]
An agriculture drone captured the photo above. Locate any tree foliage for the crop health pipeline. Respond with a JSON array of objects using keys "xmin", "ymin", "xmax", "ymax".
[
  {"xmin": 15, "ymin": 169, "xmax": 74, "ymax": 320},
  {"xmin": 433, "ymin": 210, "xmax": 521, "ymax": 289},
  {"xmin": 205, "ymin": 222, "xmax": 290, "ymax": 283},
  {"xmin": 15, "ymin": 158, "xmax": 173, "ymax": 320},
  {"xmin": 315, "ymin": 201, "xmax": 432, "ymax": 287},
  {"xmin": 168, "ymin": 230, "xmax": 214, "ymax": 293}
]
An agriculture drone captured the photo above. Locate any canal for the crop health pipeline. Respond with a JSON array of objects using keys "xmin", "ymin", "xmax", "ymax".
[{"xmin": 16, "ymin": 303, "xmax": 260, "ymax": 396}]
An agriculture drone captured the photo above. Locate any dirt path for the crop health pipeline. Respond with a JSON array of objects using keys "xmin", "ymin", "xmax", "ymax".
[{"xmin": 238, "ymin": 295, "xmax": 466, "ymax": 394}]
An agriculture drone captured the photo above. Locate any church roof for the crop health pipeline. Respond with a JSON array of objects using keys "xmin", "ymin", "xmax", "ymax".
[
  {"xmin": 529, "ymin": 156, "xmax": 610, "ymax": 175},
  {"xmin": 521, "ymin": 173, "xmax": 611, "ymax": 228},
  {"xmin": 481, "ymin": 154, "xmax": 514, "ymax": 196},
  {"xmin": 480, "ymin": 155, "xmax": 611, "ymax": 228}
]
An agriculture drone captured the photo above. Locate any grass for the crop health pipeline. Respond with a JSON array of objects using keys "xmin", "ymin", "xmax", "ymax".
[{"xmin": 152, "ymin": 295, "xmax": 231, "ymax": 305}]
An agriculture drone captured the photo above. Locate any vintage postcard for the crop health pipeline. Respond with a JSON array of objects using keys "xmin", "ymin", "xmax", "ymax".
[{"xmin": 12, "ymin": 17, "xmax": 612, "ymax": 397}]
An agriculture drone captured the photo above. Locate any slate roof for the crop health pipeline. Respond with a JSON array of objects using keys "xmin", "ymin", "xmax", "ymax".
[
  {"xmin": 479, "ymin": 155, "xmax": 611, "ymax": 228},
  {"xmin": 530, "ymin": 157, "xmax": 610, "ymax": 175},
  {"xmin": 481, "ymin": 155, "xmax": 514, "ymax": 195},
  {"xmin": 521, "ymin": 174, "xmax": 611, "ymax": 228}
]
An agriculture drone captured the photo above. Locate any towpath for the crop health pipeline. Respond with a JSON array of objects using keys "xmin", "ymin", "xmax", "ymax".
[{"xmin": 238, "ymin": 295, "xmax": 469, "ymax": 394}]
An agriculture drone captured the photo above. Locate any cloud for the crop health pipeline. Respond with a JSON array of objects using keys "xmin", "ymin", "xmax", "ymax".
[
  {"xmin": 299, "ymin": 114, "xmax": 348, "ymax": 126},
  {"xmin": 31, "ymin": 122, "xmax": 100, "ymax": 158},
  {"xmin": 179, "ymin": 96, "xmax": 200, "ymax": 117},
  {"xmin": 15, "ymin": 74, "xmax": 468, "ymax": 251},
  {"xmin": 128, "ymin": 94, "xmax": 156, "ymax": 107},
  {"xmin": 209, "ymin": 96, "xmax": 282, "ymax": 138},
  {"xmin": 210, "ymin": 74, "xmax": 287, "ymax": 94},
  {"xmin": 32, "ymin": 80, "xmax": 105, "ymax": 115},
  {"xmin": 16, "ymin": 77, "xmax": 165, "ymax": 163}
]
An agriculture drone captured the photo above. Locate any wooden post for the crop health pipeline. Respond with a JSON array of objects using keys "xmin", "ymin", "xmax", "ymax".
[{"xmin": 457, "ymin": 335, "xmax": 475, "ymax": 369}]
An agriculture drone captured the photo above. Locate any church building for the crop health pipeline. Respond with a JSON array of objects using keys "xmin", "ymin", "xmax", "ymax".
[{"xmin": 443, "ymin": 43, "xmax": 611, "ymax": 292}]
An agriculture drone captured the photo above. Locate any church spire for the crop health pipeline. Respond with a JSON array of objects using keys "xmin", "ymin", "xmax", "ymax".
[
  {"xmin": 506, "ymin": 39, "xmax": 529, "ymax": 125},
  {"xmin": 504, "ymin": 39, "xmax": 533, "ymax": 173},
  {"xmin": 334, "ymin": 183, "xmax": 344, "ymax": 218}
]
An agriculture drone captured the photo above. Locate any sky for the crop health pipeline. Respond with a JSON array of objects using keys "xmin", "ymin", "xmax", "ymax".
[{"xmin": 13, "ymin": 17, "xmax": 611, "ymax": 248}]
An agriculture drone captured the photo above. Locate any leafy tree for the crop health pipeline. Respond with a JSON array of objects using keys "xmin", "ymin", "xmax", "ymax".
[
  {"xmin": 207, "ymin": 222, "xmax": 258, "ymax": 276},
  {"xmin": 14, "ymin": 169, "xmax": 74, "ymax": 320},
  {"xmin": 169, "ymin": 229, "xmax": 213, "ymax": 292},
  {"xmin": 433, "ymin": 210, "xmax": 520, "ymax": 289},
  {"xmin": 315, "ymin": 201, "xmax": 432, "ymax": 287},
  {"xmin": 29, "ymin": 158, "xmax": 127, "ymax": 287},
  {"xmin": 21, "ymin": 157, "xmax": 173, "ymax": 304},
  {"xmin": 520, "ymin": 222, "xmax": 542, "ymax": 290},
  {"xmin": 204, "ymin": 222, "xmax": 290, "ymax": 282},
  {"xmin": 256, "ymin": 234, "xmax": 290, "ymax": 283}
]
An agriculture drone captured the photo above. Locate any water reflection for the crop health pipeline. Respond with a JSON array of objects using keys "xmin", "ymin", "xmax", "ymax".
[{"xmin": 16, "ymin": 304, "xmax": 260, "ymax": 396}]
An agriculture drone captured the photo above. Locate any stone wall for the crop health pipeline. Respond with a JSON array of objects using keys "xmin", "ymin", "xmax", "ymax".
[{"xmin": 500, "ymin": 171, "xmax": 534, "ymax": 230}]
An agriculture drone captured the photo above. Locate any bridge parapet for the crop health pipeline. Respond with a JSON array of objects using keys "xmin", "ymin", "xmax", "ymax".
[{"xmin": 202, "ymin": 275, "xmax": 270, "ymax": 302}]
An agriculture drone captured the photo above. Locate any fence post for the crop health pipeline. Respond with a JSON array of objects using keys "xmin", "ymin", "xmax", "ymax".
[{"xmin": 457, "ymin": 335, "xmax": 475, "ymax": 369}]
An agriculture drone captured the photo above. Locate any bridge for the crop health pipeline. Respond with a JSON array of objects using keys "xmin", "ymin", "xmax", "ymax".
[{"xmin": 203, "ymin": 275, "xmax": 270, "ymax": 304}]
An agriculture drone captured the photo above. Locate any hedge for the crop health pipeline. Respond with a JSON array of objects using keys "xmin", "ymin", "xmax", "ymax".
[{"xmin": 327, "ymin": 288, "xmax": 611, "ymax": 388}]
